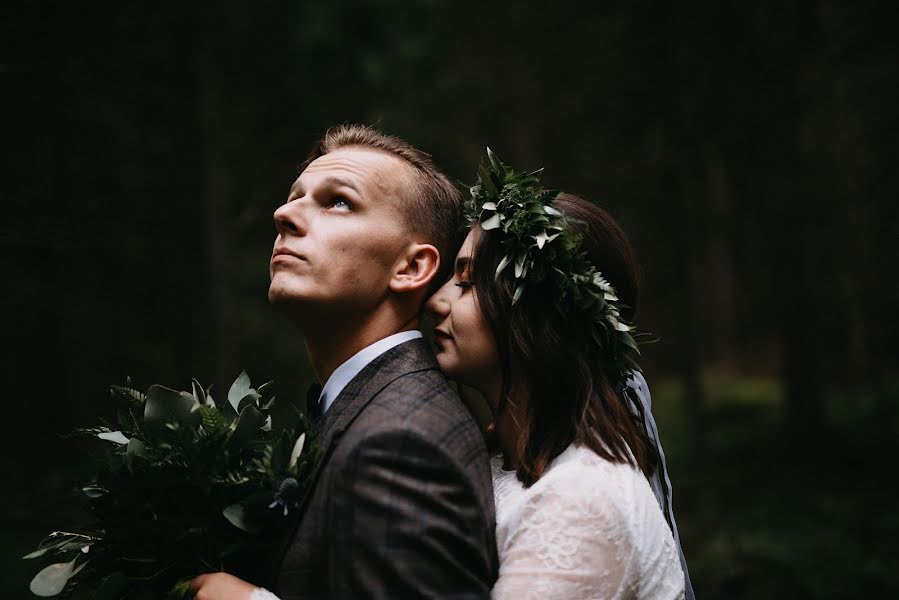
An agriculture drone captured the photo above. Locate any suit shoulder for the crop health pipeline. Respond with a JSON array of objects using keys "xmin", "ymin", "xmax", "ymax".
[
  {"xmin": 351, "ymin": 369, "xmax": 487, "ymax": 463},
  {"xmin": 369, "ymin": 368, "xmax": 471, "ymax": 423}
]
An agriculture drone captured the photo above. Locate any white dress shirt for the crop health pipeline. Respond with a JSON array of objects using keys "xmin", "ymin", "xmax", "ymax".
[{"xmin": 317, "ymin": 330, "xmax": 423, "ymax": 414}]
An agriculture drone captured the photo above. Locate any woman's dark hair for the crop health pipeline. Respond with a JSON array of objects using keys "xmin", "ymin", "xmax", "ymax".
[{"xmin": 470, "ymin": 192, "xmax": 656, "ymax": 486}]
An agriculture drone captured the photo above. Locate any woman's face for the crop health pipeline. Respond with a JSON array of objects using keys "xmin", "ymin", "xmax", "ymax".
[{"xmin": 426, "ymin": 230, "xmax": 500, "ymax": 393}]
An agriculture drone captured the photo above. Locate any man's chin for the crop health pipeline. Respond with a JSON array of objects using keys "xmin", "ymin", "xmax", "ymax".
[{"xmin": 268, "ymin": 284, "xmax": 315, "ymax": 306}]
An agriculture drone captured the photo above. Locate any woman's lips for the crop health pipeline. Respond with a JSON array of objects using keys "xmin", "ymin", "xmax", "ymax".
[{"xmin": 433, "ymin": 330, "xmax": 452, "ymax": 346}]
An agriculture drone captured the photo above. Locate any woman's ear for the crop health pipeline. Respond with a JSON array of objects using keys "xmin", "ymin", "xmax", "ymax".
[{"xmin": 389, "ymin": 243, "xmax": 440, "ymax": 293}]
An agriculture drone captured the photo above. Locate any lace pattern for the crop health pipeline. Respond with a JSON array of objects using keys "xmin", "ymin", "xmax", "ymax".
[{"xmin": 491, "ymin": 445, "xmax": 685, "ymax": 600}]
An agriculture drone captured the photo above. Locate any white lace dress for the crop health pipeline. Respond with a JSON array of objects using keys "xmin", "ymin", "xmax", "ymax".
[{"xmin": 491, "ymin": 444, "xmax": 685, "ymax": 600}]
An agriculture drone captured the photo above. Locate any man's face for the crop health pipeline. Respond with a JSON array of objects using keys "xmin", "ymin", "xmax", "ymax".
[{"xmin": 269, "ymin": 147, "xmax": 412, "ymax": 314}]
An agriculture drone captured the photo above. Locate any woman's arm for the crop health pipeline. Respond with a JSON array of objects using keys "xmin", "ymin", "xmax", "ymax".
[{"xmin": 189, "ymin": 572, "xmax": 278, "ymax": 600}]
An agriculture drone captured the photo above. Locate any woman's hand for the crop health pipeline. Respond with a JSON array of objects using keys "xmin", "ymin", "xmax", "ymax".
[{"xmin": 189, "ymin": 572, "xmax": 258, "ymax": 600}]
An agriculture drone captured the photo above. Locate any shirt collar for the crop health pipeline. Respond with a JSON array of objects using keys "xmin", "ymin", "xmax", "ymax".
[{"xmin": 318, "ymin": 330, "xmax": 423, "ymax": 414}]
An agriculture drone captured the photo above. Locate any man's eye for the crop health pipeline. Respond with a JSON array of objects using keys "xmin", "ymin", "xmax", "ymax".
[{"xmin": 330, "ymin": 196, "xmax": 352, "ymax": 210}]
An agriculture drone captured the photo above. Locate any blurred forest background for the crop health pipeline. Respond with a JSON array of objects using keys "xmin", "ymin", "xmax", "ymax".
[{"xmin": 3, "ymin": 1, "xmax": 898, "ymax": 598}]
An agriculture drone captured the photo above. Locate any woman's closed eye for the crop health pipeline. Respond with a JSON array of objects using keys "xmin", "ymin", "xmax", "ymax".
[{"xmin": 455, "ymin": 279, "xmax": 473, "ymax": 291}]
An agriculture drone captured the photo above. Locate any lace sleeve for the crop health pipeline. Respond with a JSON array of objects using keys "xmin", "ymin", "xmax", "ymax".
[
  {"xmin": 491, "ymin": 460, "xmax": 684, "ymax": 600},
  {"xmin": 249, "ymin": 588, "xmax": 280, "ymax": 600}
]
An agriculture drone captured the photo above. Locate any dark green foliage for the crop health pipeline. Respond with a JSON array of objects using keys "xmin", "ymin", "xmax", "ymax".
[
  {"xmin": 24, "ymin": 374, "xmax": 317, "ymax": 599},
  {"xmin": 465, "ymin": 149, "xmax": 641, "ymax": 386}
]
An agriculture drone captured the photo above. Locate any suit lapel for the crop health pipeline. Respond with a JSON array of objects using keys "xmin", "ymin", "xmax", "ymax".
[{"xmin": 295, "ymin": 337, "xmax": 438, "ymax": 517}]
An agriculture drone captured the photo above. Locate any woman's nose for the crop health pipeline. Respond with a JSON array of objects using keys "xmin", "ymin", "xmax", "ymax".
[{"xmin": 426, "ymin": 285, "xmax": 451, "ymax": 318}]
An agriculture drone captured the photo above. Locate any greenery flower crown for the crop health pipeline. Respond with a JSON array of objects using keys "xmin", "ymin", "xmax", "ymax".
[{"xmin": 463, "ymin": 148, "xmax": 641, "ymax": 386}]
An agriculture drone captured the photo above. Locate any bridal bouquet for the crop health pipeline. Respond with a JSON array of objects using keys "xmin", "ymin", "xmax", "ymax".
[{"xmin": 24, "ymin": 373, "xmax": 317, "ymax": 599}]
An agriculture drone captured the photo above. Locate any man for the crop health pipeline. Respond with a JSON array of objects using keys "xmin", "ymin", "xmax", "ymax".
[{"xmin": 191, "ymin": 125, "xmax": 498, "ymax": 600}]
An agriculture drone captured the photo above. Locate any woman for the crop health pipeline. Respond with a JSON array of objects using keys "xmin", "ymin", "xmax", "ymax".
[{"xmin": 426, "ymin": 152, "xmax": 686, "ymax": 599}]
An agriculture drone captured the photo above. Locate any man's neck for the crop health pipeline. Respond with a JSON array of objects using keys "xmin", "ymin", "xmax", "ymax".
[{"xmin": 302, "ymin": 310, "xmax": 420, "ymax": 384}]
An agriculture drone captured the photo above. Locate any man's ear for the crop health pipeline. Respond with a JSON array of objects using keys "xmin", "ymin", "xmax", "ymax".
[{"xmin": 389, "ymin": 243, "xmax": 440, "ymax": 294}]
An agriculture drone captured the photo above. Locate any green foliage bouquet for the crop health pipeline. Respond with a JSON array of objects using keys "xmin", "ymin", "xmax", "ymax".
[{"xmin": 24, "ymin": 373, "xmax": 317, "ymax": 599}]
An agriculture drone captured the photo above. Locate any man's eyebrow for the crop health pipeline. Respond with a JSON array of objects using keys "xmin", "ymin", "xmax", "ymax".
[
  {"xmin": 320, "ymin": 176, "xmax": 361, "ymax": 194},
  {"xmin": 289, "ymin": 176, "xmax": 362, "ymax": 198}
]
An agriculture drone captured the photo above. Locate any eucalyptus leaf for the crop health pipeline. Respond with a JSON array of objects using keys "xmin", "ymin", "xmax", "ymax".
[
  {"xmin": 222, "ymin": 503, "xmax": 263, "ymax": 533},
  {"xmin": 191, "ymin": 378, "xmax": 207, "ymax": 406},
  {"xmin": 288, "ymin": 433, "xmax": 306, "ymax": 470},
  {"xmin": 221, "ymin": 393, "xmax": 238, "ymax": 423},
  {"xmin": 58, "ymin": 540, "xmax": 92, "ymax": 553},
  {"xmin": 30, "ymin": 558, "xmax": 78, "ymax": 597},
  {"xmin": 145, "ymin": 385, "xmax": 200, "ymax": 429},
  {"xmin": 488, "ymin": 171, "xmax": 503, "ymax": 193},
  {"xmin": 256, "ymin": 380, "xmax": 275, "ymax": 399},
  {"xmin": 533, "ymin": 230, "xmax": 560, "ymax": 249},
  {"xmin": 258, "ymin": 388, "xmax": 276, "ymax": 411},
  {"xmin": 608, "ymin": 316, "xmax": 632, "ymax": 332},
  {"xmin": 480, "ymin": 171, "xmax": 498, "ymax": 195},
  {"xmin": 495, "ymin": 254, "xmax": 512, "ymax": 279},
  {"xmin": 83, "ymin": 485, "xmax": 107, "ymax": 498},
  {"xmin": 621, "ymin": 333, "xmax": 639, "ymax": 352},
  {"xmin": 260, "ymin": 393, "xmax": 276, "ymax": 411},
  {"xmin": 624, "ymin": 354, "xmax": 642, "ymax": 372},
  {"xmin": 514, "ymin": 254, "xmax": 526, "ymax": 278},
  {"xmin": 22, "ymin": 535, "xmax": 82, "ymax": 560},
  {"xmin": 228, "ymin": 404, "xmax": 266, "ymax": 448},
  {"xmin": 97, "ymin": 431, "xmax": 129, "ymax": 445},
  {"xmin": 237, "ymin": 391, "xmax": 262, "ymax": 413},
  {"xmin": 512, "ymin": 283, "xmax": 525, "ymax": 304},
  {"xmin": 228, "ymin": 371, "xmax": 252, "ymax": 413},
  {"xmin": 544, "ymin": 205, "xmax": 563, "ymax": 216},
  {"xmin": 487, "ymin": 147, "xmax": 506, "ymax": 178},
  {"xmin": 126, "ymin": 437, "xmax": 147, "ymax": 459},
  {"xmin": 481, "ymin": 214, "xmax": 501, "ymax": 230}
]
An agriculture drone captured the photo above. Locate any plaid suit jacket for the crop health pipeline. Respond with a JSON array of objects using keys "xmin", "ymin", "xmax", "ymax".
[{"xmin": 274, "ymin": 338, "xmax": 499, "ymax": 599}]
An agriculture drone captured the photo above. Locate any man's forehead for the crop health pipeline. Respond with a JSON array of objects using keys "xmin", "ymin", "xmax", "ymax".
[{"xmin": 297, "ymin": 148, "xmax": 411, "ymax": 194}]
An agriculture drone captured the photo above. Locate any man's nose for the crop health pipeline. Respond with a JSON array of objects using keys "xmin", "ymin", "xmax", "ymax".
[{"xmin": 273, "ymin": 199, "xmax": 308, "ymax": 237}]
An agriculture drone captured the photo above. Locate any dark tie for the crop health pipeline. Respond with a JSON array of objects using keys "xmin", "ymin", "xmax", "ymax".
[{"xmin": 305, "ymin": 382, "xmax": 323, "ymax": 422}]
